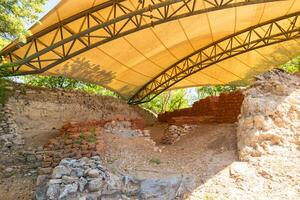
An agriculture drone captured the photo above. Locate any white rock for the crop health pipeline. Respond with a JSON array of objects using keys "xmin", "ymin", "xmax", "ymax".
[
  {"xmin": 49, "ymin": 179, "xmax": 62, "ymax": 184},
  {"xmin": 46, "ymin": 183, "xmax": 60, "ymax": 200},
  {"xmin": 52, "ymin": 165, "xmax": 71, "ymax": 179},
  {"xmin": 87, "ymin": 169, "xmax": 100, "ymax": 178},
  {"xmin": 78, "ymin": 177, "xmax": 88, "ymax": 192},
  {"xmin": 59, "ymin": 183, "xmax": 78, "ymax": 199},
  {"xmin": 87, "ymin": 178, "xmax": 104, "ymax": 192},
  {"xmin": 230, "ymin": 162, "xmax": 256, "ymax": 180}
]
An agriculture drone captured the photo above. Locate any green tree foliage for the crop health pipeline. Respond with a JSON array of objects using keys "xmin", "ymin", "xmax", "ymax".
[
  {"xmin": 24, "ymin": 75, "xmax": 78, "ymax": 89},
  {"xmin": 23, "ymin": 75, "xmax": 117, "ymax": 97},
  {"xmin": 80, "ymin": 83, "xmax": 117, "ymax": 97},
  {"xmin": 0, "ymin": 0, "xmax": 47, "ymax": 43},
  {"xmin": 281, "ymin": 56, "xmax": 300, "ymax": 73},
  {"xmin": 196, "ymin": 85, "xmax": 237, "ymax": 99},
  {"xmin": 141, "ymin": 89, "xmax": 189, "ymax": 114},
  {"xmin": 0, "ymin": 1, "xmax": 47, "ymax": 103},
  {"xmin": 0, "ymin": 37, "xmax": 9, "ymax": 50},
  {"xmin": 0, "ymin": 0, "xmax": 47, "ymax": 76}
]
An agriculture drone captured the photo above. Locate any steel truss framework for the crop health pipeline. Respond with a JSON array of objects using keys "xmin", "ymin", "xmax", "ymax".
[
  {"xmin": 128, "ymin": 11, "xmax": 300, "ymax": 104},
  {"xmin": 0, "ymin": 0, "xmax": 283, "ymax": 75}
]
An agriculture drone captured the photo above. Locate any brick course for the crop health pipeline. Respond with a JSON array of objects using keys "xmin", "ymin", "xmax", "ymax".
[
  {"xmin": 42, "ymin": 123, "xmax": 104, "ymax": 168},
  {"xmin": 41, "ymin": 117, "xmax": 144, "ymax": 168},
  {"xmin": 158, "ymin": 91, "xmax": 244, "ymax": 124}
]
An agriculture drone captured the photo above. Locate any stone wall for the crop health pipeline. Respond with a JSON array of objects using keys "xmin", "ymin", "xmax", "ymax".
[
  {"xmin": 158, "ymin": 91, "xmax": 244, "ymax": 124},
  {"xmin": 0, "ymin": 103, "xmax": 24, "ymax": 149},
  {"xmin": 0, "ymin": 83, "xmax": 156, "ymax": 148},
  {"xmin": 237, "ymin": 70, "xmax": 300, "ymax": 161}
]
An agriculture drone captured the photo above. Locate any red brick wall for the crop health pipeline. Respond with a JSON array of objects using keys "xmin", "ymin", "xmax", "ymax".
[
  {"xmin": 41, "ymin": 117, "xmax": 145, "ymax": 168},
  {"xmin": 42, "ymin": 126, "xmax": 105, "ymax": 168},
  {"xmin": 158, "ymin": 91, "xmax": 244, "ymax": 124}
]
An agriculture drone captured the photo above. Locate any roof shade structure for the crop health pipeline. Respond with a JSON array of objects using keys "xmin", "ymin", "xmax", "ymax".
[{"xmin": 1, "ymin": 0, "xmax": 300, "ymax": 104}]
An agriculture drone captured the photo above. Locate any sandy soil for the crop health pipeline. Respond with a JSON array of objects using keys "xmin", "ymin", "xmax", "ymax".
[
  {"xmin": 0, "ymin": 175, "xmax": 36, "ymax": 200},
  {"xmin": 102, "ymin": 123, "xmax": 238, "ymax": 185}
]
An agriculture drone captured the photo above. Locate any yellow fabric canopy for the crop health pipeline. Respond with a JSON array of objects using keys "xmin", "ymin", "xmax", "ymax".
[{"xmin": 1, "ymin": 0, "xmax": 300, "ymax": 101}]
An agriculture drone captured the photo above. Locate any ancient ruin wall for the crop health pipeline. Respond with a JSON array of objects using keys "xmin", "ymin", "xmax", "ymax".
[
  {"xmin": 158, "ymin": 91, "xmax": 244, "ymax": 124},
  {"xmin": 0, "ymin": 83, "xmax": 156, "ymax": 148},
  {"xmin": 237, "ymin": 70, "xmax": 300, "ymax": 160}
]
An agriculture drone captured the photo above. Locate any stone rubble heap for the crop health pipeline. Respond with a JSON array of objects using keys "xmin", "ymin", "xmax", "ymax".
[
  {"xmin": 36, "ymin": 157, "xmax": 195, "ymax": 200},
  {"xmin": 104, "ymin": 120, "xmax": 150, "ymax": 138},
  {"xmin": 161, "ymin": 125, "xmax": 197, "ymax": 145},
  {"xmin": 237, "ymin": 69, "xmax": 300, "ymax": 160}
]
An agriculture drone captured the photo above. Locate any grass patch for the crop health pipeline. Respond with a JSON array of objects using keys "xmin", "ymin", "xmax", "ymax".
[
  {"xmin": 79, "ymin": 131, "xmax": 85, "ymax": 140},
  {"xmin": 87, "ymin": 128, "xmax": 96, "ymax": 143},
  {"xmin": 74, "ymin": 138, "xmax": 82, "ymax": 144},
  {"xmin": 149, "ymin": 158, "xmax": 161, "ymax": 165}
]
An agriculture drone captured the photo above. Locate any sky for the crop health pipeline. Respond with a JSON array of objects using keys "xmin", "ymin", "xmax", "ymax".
[
  {"xmin": 25, "ymin": 0, "xmax": 59, "ymax": 29},
  {"xmin": 39, "ymin": 0, "xmax": 60, "ymax": 20}
]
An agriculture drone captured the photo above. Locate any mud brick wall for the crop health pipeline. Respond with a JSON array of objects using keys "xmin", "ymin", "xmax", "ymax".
[
  {"xmin": 216, "ymin": 92, "xmax": 245, "ymax": 123},
  {"xmin": 191, "ymin": 96, "xmax": 219, "ymax": 116},
  {"xmin": 158, "ymin": 91, "xmax": 244, "ymax": 124}
]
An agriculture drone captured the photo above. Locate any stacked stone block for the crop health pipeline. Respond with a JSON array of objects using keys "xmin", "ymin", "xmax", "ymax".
[{"xmin": 0, "ymin": 105, "xmax": 24, "ymax": 150}]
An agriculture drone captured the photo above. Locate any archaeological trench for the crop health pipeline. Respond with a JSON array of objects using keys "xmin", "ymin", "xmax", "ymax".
[{"xmin": 0, "ymin": 69, "xmax": 300, "ymax": 200}]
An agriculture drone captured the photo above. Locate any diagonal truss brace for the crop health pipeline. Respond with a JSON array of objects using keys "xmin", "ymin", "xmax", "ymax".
[
  {"xmin": 128, "ymin": 11, "xmax": 300, "ymax": 104},
  {"xmin": 0, "ymin": 0, "xmax": 284, "ymax": 75}
]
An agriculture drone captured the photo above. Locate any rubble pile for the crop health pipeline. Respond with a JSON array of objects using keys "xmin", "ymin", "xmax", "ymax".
[
  {"xmin": 104, "ymin": 120, "xmax": 150, "ymax": 138},
  {"xmin": 36, "ymin": 157, "xmax": 195, "ymax": 200},
  {"xmin": 161, "ymin": 125, "xmax": 197, "ymax": 145}
]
